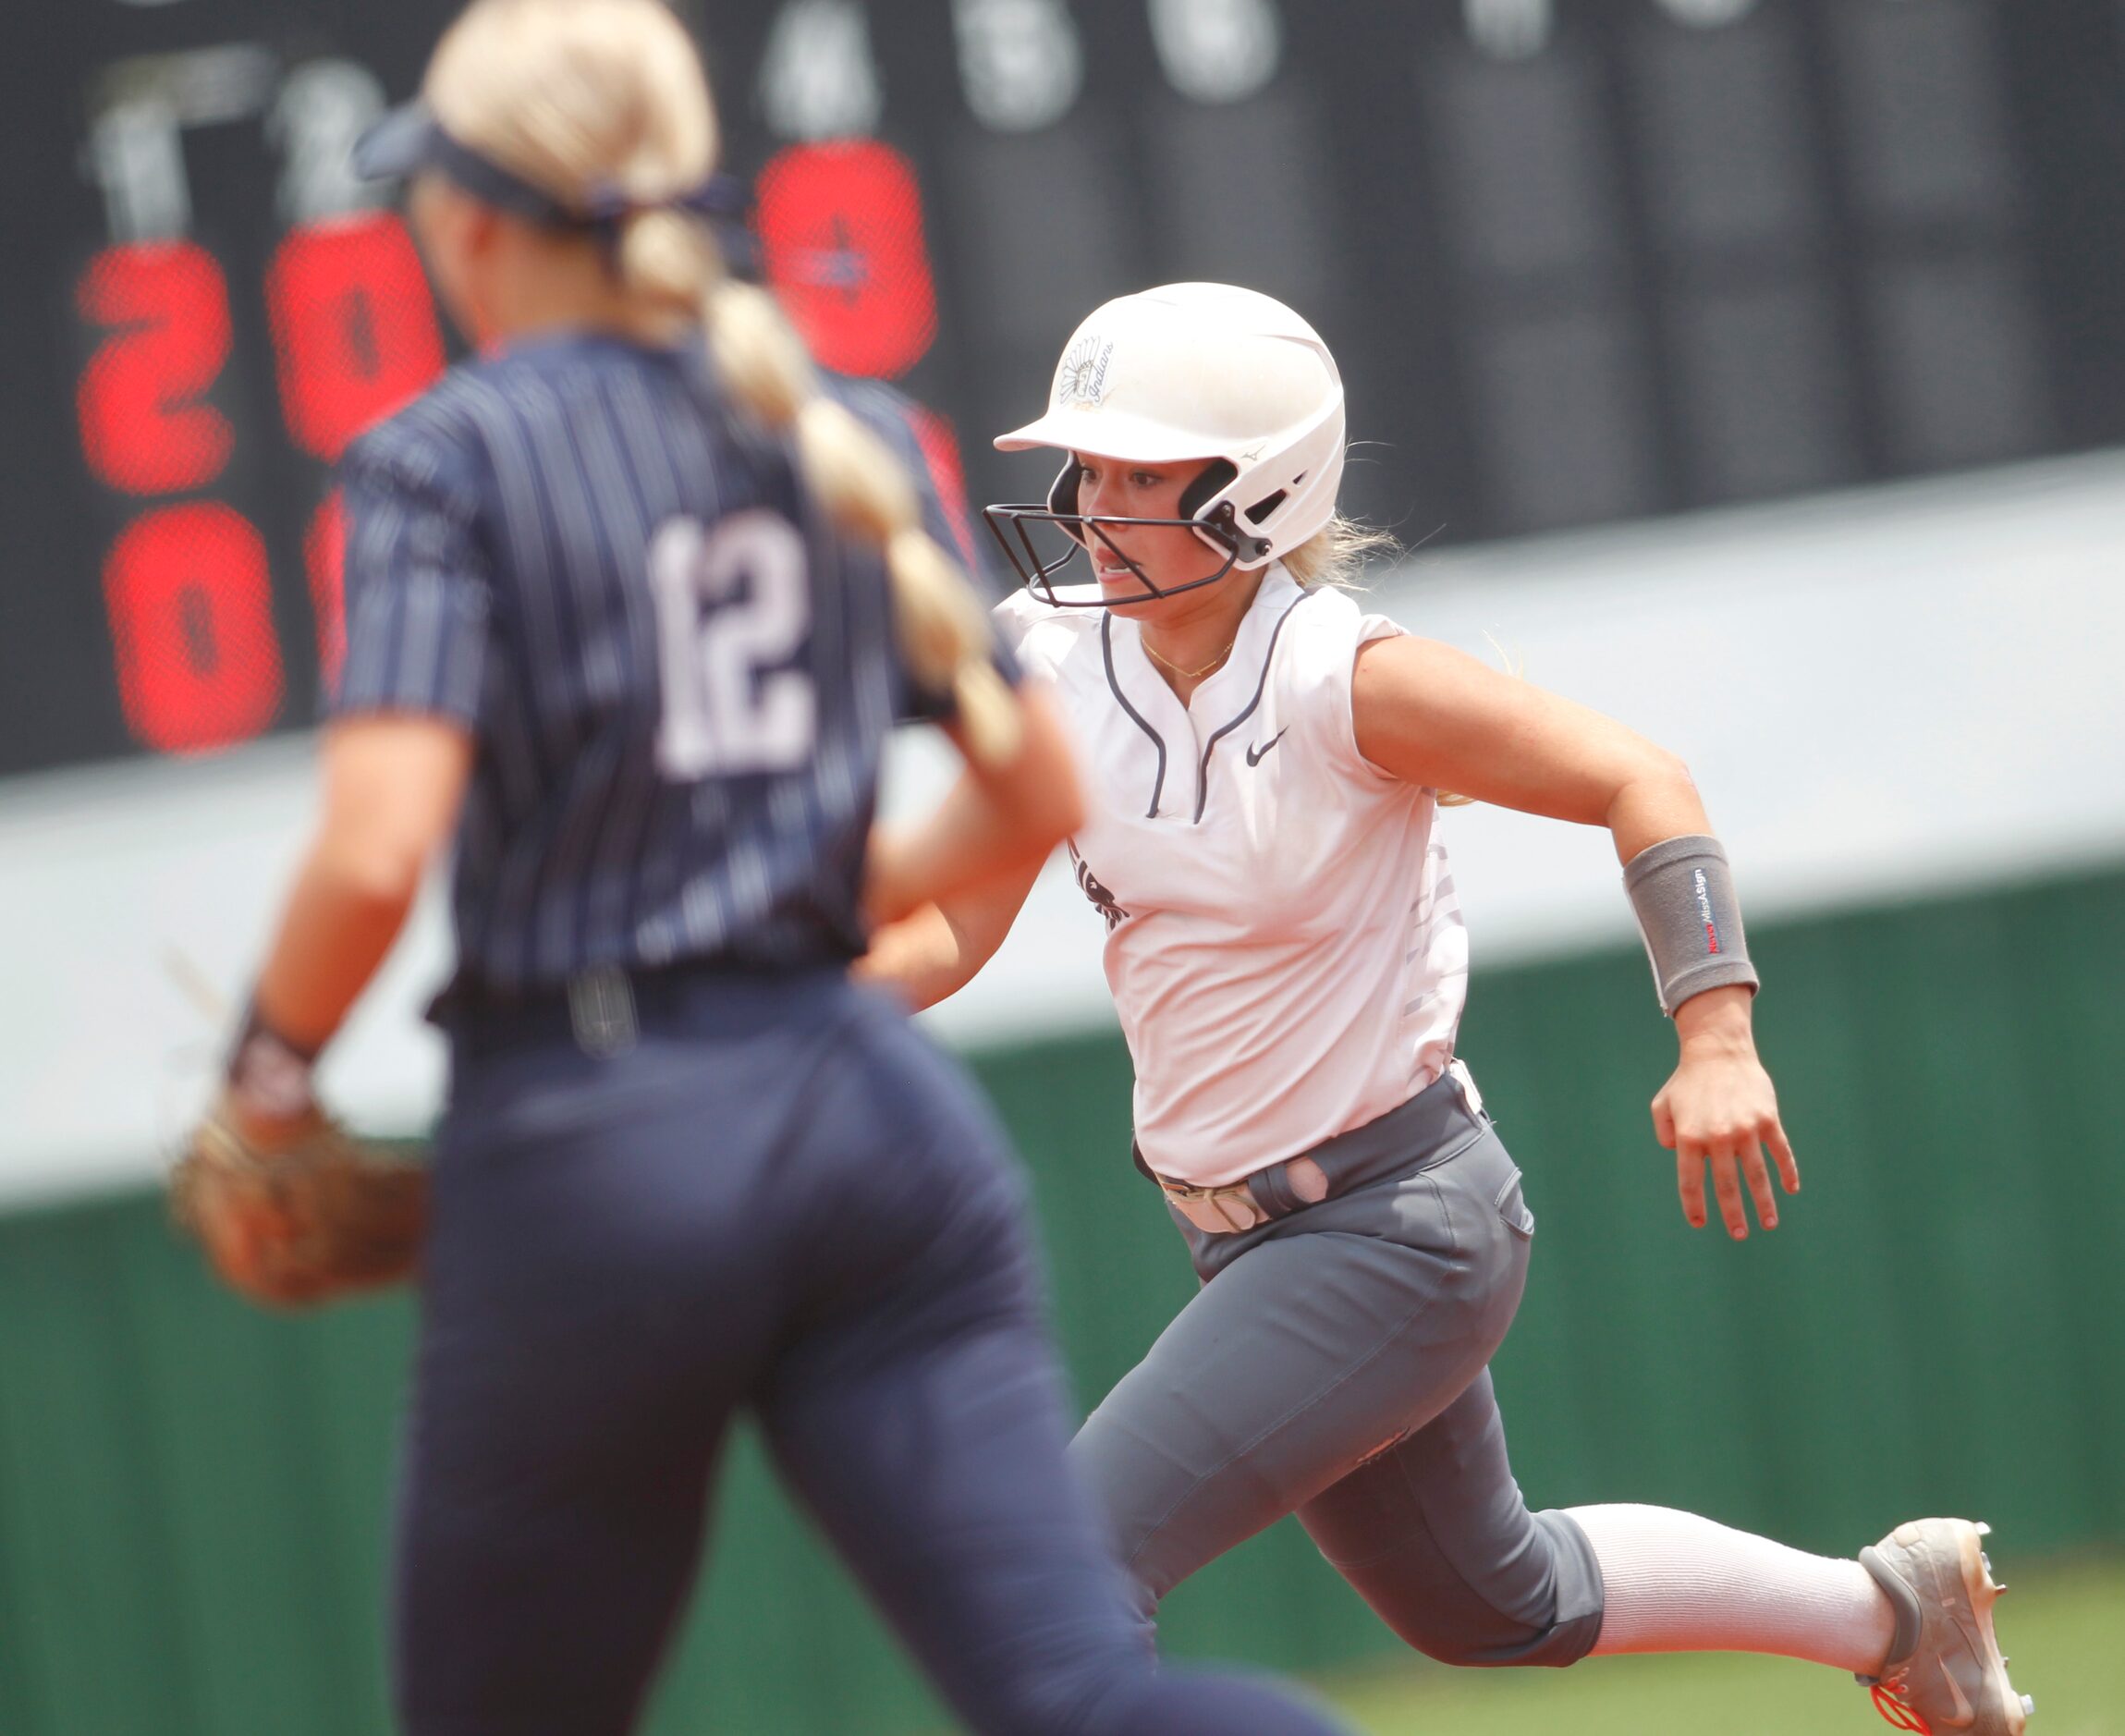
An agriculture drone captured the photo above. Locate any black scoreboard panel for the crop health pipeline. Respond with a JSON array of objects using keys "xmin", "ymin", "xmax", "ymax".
[{"xmin": 5, "ymin": 0, "xmax": 2125, "ymax": 778}]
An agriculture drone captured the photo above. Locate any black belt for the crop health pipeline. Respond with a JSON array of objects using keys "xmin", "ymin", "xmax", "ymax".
[
  {"xmin": 1132, "ymin": 1060, "xmax": 1489, "ymax": 1234},
  {"xmin": 434, "ymin": 959, "xmax": 849, "ymax": 1061}
]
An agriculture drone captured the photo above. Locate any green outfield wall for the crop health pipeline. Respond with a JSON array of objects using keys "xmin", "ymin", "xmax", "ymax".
[{"xmin": 2, "ymin": 866, "xmax": 2119, "ymax": 1736}]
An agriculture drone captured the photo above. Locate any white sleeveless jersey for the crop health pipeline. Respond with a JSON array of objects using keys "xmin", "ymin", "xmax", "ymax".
[{"xmin": 995, "ymin": 568, "xmax": 1467, "ymax": 1188}]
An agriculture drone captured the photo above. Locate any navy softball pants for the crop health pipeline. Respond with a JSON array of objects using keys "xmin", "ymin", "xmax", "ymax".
[{"xmin": 395, "ymin": 970, "xmax": 1341, "ymax": 1736}]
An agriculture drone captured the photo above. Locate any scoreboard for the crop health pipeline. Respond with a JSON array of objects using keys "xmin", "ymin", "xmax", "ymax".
[{"xmin": 4, "ymin": 0, "xmax": 2124, "ymax": 778}]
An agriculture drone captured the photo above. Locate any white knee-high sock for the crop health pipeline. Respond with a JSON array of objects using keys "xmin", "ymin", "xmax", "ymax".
[{"xmin": 1568, "ymin": 1504, "xmax": 1897, "ymax": 1675}]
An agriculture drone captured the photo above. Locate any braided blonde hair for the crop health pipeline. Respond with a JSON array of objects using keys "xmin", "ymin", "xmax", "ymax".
[{"xmin": 423, "ymin": 0, "xmax": 1020, "ymax": 763}]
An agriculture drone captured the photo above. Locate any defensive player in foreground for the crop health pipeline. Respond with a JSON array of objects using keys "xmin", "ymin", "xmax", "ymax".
[
  {"xmin": 866, "ymin": 283, "xmax": 2033, "ymax": 1736},
  {"xmin": 171, "ymin": 12, "xmax": 1355, "ymax": 1732}
]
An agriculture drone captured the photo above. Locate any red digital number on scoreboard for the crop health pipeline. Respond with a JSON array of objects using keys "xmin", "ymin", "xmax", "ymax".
[
  {"xmin": 267, "ymin": 213, "xmax": 446, "ymax": 460},
  {"xmin": 75, "ymin": 242, "xmax": 237, "ymax": 495},
  {"xmin": 103, "ymin": 503, "xmax": 284, "ymax": 754},
  {"xmin": 758, "ymin": 141, "xmax": 939, "ymax": 380}
]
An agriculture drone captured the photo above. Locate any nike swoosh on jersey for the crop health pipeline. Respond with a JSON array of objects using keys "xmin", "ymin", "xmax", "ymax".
[{"xmin": 1245, "ymin": 728, "xmax": 1288, "ymax": 766}]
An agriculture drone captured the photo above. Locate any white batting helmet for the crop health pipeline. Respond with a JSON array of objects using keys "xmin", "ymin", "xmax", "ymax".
[{"xmin": 985, "ymin": 283, "xmax": 1346, "ymax": 605}]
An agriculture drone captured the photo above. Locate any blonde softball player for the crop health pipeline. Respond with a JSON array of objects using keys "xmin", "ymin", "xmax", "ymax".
[{"xmin": 865, "ymin": 284, "xmax": 2033, "ymax": 1736}]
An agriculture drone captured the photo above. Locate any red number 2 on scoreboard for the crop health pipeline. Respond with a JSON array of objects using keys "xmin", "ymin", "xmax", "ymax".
[{"xmin": 75, "ymin": 242, "xmax": 237, "ymax": 496}]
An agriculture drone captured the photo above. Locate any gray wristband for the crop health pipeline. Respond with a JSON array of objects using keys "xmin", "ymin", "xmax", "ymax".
[{"xmin": 1622, "ymin": 835, "xmax": 1759, "ymax": 1016}]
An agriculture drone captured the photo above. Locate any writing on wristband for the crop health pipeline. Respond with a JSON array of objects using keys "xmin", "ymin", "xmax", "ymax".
[
  {"xmin": 226, "ymin": 1003, "xmax": 321, "ymax": 1122},
  {"xmin": 1622, "ymin": 835, "xmax": 1761, "ymax": 1016}
]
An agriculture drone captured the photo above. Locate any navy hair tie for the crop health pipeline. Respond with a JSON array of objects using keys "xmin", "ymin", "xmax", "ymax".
[{"xmin": 354, "ymin": 102, "xmax": 751, "ymax": 241}]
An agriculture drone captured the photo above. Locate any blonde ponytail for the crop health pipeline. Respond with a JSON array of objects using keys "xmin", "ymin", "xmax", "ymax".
[
  {"xmin": 1283, "ymin": 511, "xmax": 1401, "ymax": 591},
  {"xmin": 429, "ymin": 0, "xmax": 1023, "ymax": 765},
  {"xmin": 697, "ymin": 277, "xmax": 1022, "ymax": 764},
  {"xmin": 616, "ymin": 209, "xmax": 714, "ymax": 323}
]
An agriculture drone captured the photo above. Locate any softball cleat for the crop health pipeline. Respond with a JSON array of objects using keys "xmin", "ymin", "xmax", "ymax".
[{"xmin": 1856, "ymin": 1518, "xmax": 2031, "ymax": 1734}]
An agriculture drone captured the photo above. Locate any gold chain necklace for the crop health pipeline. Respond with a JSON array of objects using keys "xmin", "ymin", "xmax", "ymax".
[{"xmin": 1142, "ymin": 634, "xmax": 1238, "ymax": 680}]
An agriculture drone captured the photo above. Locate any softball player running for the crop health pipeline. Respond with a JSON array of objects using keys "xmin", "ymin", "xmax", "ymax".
[
  {"xmin": 182, "ymin": 17, "xmax": 1352, "ymax": 1732},
  {"xmin": 867, "ymin": 283, "xmax": 2033, "ymax": 1736}
]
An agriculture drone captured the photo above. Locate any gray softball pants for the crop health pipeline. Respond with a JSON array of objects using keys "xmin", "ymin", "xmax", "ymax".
[{"xmin": 1069, "ymin": 1071, "xmax": 1606, "ymax": 1669}]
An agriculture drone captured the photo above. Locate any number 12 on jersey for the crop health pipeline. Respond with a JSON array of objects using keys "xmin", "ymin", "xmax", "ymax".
[{"xmin": 650, "ymin": 509, "xmax": 818, "ymax": 778}]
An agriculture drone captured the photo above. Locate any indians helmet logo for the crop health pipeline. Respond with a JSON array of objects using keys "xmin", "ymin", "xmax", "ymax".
[
  {"xmin": 1054, "ymin": 335, "xmax": 1116, "ymax": 410},
  {"xmin": 1068, "ymin": 843, "xmax": 1130, "ymax": 931}
]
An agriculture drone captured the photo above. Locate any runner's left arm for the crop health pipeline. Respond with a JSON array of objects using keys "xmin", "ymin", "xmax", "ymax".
[{"xmin": 1350, "ymin": 633, "xmax": 1798, "ymax": 1242}]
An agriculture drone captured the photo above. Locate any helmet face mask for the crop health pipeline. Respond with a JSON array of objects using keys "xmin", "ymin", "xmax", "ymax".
[
  {"xmin": 984, "ymin": 458, "xmax": 1274, "ymax": 607},
  {"xmin": 986, "ymin": 283, "xmax": 1347, "ymax": 610}
]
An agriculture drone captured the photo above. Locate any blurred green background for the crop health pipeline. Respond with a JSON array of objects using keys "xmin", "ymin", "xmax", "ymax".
[{"xmin": 2, "ymin": 864, "xmax": 2117, "ymax": 1735}]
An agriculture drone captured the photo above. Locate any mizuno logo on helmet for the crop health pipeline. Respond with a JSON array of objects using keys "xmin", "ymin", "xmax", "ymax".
[{"xmin": 1055, "ymin": 335, "xmax": 1116, "ymax": 409}]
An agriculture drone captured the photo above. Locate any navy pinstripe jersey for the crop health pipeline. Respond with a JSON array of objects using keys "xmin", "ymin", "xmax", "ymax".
[{"xmin": 330, "ymin": 329, "xmax": 986, "ymax": 998}]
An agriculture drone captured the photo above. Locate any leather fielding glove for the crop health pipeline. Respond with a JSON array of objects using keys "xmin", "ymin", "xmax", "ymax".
[{"xmin": 171, "ymin": 1090, "xmax": 428, "ymax": 1308}]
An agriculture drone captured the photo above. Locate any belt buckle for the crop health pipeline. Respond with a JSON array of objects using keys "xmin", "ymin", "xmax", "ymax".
[
  {"xmin": 1161, "ymin": 1180, "xmax": 1267, "ymax": 1235},
  {"xmin": 1449, "ymin": 1057, "xmax": 1484, "ymax": 1119},
  {"xmin": 568, "ymin": 966, "xmax": 639, "ymax": 1058}
]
